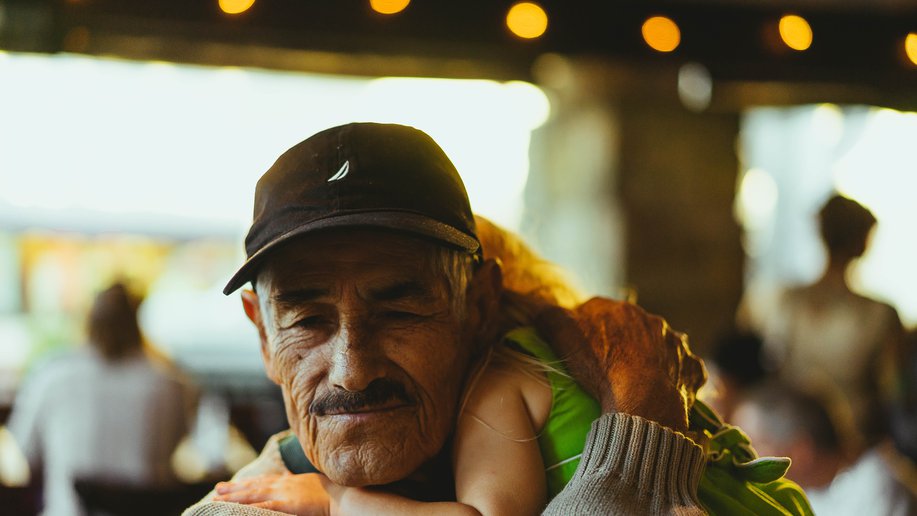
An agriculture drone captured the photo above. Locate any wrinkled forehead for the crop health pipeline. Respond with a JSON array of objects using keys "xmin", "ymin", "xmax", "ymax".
[{"xmin": 256, "ymin": 228, "xmax": 452, "ymax": 294}]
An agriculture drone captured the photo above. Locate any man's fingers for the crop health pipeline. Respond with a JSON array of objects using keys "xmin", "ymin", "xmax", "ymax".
[
  {"xmin": 681, "ymin": 346, "xmax": 708, "ymax": 398},
  {"xmin": 214, "ymin": 488, "xmax": 274, "ymax": 505},
  {"xmin": 215, "ymin": 481, "xmax": 243, "ymax": 494},
  {"xmin": 216, "ymin": 480, "xmax": 263, "ymax": 494},
  {"xmin": 664, "ymin": 326, "xmax": 707, "ymax": 396},
  {"xmin": 216, "ymin": 474, "xmax": 290, "ymax": 494}
]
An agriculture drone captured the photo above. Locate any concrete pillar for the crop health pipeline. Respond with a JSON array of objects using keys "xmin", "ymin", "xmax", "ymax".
[{"xmin": 526, "ymin": 57, "xmax": 744, "ymax": 353}]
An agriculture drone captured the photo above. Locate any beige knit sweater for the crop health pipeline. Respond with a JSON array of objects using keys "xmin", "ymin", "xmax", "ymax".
[{"xmin": 184, "ymin": 413, "xmax": 707, "ymax": 516}]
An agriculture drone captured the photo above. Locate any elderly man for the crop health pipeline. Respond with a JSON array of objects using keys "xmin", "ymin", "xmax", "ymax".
[{"xmin": 187, "ymin": 123, "xmax": 707, "ymax": 515}]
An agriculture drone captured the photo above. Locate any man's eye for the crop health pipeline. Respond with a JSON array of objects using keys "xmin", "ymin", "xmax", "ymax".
[{"xmin": 296, "ymin": 315, "xmax": 328, "ymax": 328}]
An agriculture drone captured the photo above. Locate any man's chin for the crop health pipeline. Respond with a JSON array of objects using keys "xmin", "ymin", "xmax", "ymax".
[
  {"xmin": 305, "ymin": 409, "xmax": 442, "ymax": 484},
  {"xmin": 320, "ymin": 452, "xmax": 424, "ymax": 487}
]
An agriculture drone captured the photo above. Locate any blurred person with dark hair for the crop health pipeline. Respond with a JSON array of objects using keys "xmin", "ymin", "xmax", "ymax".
[
  {"xmin": 7, "ymin": 283, "xmax": 195, "ymax": 516},
  {"xmin": 733, "ymin": 381, "xmax": 917, "ymax": 515},
  {"xmin": 889, "ymin": 330, "xmax": 917, "ymax": 464},
  {"xmin": 732, "ymin": 382, "xmax": 847, "ymax": 491},
  {"xmin": 702, "ymin": 330, "xmax": 769, "ymax": 423},
  {"xmin": 759, "ymin": 194, "xmax": 906, "ymax": 452},
  {"xmin": 88, "ymin": 282, "xmax": 144, "ymax": 359}
]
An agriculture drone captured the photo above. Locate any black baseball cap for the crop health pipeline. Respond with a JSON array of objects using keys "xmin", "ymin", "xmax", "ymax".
[{"xmin": 223, "ymin": 123, "xmax": 482, "ymax": 295}]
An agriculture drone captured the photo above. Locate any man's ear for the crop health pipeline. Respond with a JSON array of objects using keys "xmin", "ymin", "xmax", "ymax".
[
  {"xmin": 464, "ymin": 258, "xmax": 503, "ymax": 353},
  {"xmin": 241, "ymin": 289, "xmax": 280, "ymax": 385}
]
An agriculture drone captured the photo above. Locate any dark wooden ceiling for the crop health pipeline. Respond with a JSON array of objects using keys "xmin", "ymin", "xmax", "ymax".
[{"xmin": 1, "ymin": 1, "xmax": 915, "ymax": 97}]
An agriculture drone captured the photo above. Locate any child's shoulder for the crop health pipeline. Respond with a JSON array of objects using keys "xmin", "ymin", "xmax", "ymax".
[{"xmin": 468, "ymin": 350, "xmax": 553, "ymax": 432}]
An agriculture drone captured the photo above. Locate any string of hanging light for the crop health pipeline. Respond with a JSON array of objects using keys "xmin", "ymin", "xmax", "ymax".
[{"xmin": 209, "ymin": 0, "xmax": 917, "ymax": 68}]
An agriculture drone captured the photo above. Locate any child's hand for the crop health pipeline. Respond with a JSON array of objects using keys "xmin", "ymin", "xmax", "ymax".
[{"xmin": 213, "ymin": 472, "xmax": 337, "ymax": 516}]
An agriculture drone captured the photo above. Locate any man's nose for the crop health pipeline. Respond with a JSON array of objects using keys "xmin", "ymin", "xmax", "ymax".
[{"xmin": 327, "ymin": 324, "xmax": 386, "ymax": 392}]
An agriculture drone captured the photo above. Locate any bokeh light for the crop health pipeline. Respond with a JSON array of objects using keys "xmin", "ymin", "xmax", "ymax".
[
  {"xmin": 778, "ymin": 14, "xmax": 813, "ymax": 51},
  {"xmin": 736, "ymin": 168, "xmax": 779, "ymax": 232},
  {"xmin": 506, "ymin": 2, "xmax": 548, "ymax": 40},
  {"xmin": 678, "ymin": 62, "xmax": 712, "ymax": 112},
  {"xmin": 369, "ymin": 0, "xmax": 410, "ymax": 15},
  {"xmin": 905, "ymin": 32, "xmax": 917, "ymax": 66},
  {"xmin": 642, "ymin": 16, "xmax": 681, "ymax": 53},
  {"xmin": 218, "ymin": 0, "xmax": 255, "ymax": 15}
]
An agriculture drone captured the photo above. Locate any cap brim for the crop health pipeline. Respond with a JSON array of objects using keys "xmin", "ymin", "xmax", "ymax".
[{"xmin": 222, "ymin": 211, "xmax": 480, "ymax": 295}]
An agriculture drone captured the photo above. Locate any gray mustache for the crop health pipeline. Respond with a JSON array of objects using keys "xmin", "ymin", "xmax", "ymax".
[{"xmin": 309, "ymin": 379, "xmax": 413, "ymax": 415}]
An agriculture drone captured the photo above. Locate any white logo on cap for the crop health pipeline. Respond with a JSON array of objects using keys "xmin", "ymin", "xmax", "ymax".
[{"xmin": 327, "ymin": 161, "xmax": 350, "ymax": 182}]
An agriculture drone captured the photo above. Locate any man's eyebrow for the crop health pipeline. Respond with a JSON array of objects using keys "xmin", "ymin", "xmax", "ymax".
[
  {"xmin": 369, "ymin": 280, "xmax": 434, "ymax": 302},
  {"xmin": 272, "ymin": 288, "xmax": 330, "ymax": 305}
]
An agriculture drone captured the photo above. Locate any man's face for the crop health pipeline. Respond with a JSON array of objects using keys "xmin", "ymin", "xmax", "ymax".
[{"xmin": 242, "ymin": 229, "xmax": 476, "ymax": 486}]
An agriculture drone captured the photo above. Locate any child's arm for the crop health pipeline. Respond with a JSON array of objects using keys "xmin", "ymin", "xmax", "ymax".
[
  {"xmin": 451, "ymin": 363, "xmax": 551, "ymax": 515},
  {"xmin": 213, "ymin": 365, "xmax": 551, "ymax": 516}
]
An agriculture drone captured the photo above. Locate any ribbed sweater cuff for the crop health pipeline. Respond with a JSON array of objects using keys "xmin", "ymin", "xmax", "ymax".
[{"xmin": 545, "ymin": 413, "xmax": 706, "ymax": 515}]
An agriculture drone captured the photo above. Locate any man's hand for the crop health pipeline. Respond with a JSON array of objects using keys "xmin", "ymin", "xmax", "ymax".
[
  {"xmin": 535, "ymin": 297, "xmax": 706, "ymax": 432},
  {"xmin": 213, "ymin": 472, "xmax": 337, "ymax": 516}
]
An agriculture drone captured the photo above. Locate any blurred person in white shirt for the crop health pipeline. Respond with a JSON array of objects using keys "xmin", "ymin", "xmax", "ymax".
[{"xmin": 8, "ymin": 283, "xmax": 195, "ymax": 516}]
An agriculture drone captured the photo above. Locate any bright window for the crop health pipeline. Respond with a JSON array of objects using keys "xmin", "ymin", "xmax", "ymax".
[{"xmin": 0, "ymin": 51, "xmax": 549, "ymax": 369}]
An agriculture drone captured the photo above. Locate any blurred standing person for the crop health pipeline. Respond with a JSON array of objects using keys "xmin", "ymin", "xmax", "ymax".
[
  {"xmin": 8, "ymin": 283, "xmax": 195, "ymax": 516},
  {"xmin": 760, "ymin": 194, "xmax": 905, "ymax": 452}
]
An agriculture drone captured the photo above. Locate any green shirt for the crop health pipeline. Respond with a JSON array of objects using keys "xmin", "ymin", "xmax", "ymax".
[
  {"xmin": 503, "ymin": 327, "xmax": 602, "ymax": 498},
  {"xmin": 505, "ymin": 327, "xmax": 813, "ymax": 515}
]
